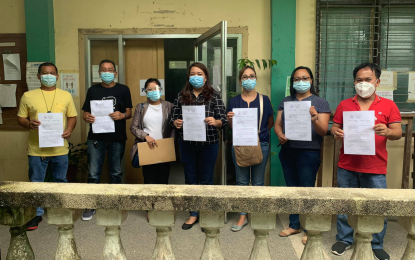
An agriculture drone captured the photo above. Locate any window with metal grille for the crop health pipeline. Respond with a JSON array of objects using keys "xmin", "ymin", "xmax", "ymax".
[{"xmin": 316, "ymin": 0, "xmax": 415, "ymax": 112}]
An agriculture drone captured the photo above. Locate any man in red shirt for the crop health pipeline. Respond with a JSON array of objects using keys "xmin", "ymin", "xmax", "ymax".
[{"xmin": 330, "ymin": 63, "xmax": 402, "ymax": 260}]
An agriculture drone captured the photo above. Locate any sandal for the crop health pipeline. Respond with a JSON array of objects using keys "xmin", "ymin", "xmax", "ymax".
[{"xmin": 279, "ymin": 228, "xmax": 301, "ymax": 237}]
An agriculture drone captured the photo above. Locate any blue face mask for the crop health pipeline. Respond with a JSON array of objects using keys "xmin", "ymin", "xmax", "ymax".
[
  {"xmin": 293, "ymin": 81, "xmax": 311, "ymax": 93},
  {"xmin": 241, "ymin": 79, "xmax": 257, "ymax": 91},
  {"xmin": 40, "ymin": 74, "xmax": 57, "ymax": 87},
  {"xmin": 147, "ymin": 90, "xmax": 161, "ymax": 101},
  {"xmin": 100, "ymin": 72, "xmax": 115, "ymax": 84},
  {"xmin": 189, "ymin": 76, "xmax": 205, "ymax": 88}
]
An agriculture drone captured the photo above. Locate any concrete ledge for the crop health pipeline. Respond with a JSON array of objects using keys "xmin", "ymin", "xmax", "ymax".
[{"xmin": 1, "ymin": 182, "xmax": 415, "ymax": 216}]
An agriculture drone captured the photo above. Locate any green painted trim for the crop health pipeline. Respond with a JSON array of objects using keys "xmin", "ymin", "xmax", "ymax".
[
  {"xmin": 24, "ymin": 0, "xmax": 55, "ymax": 63},
  {"xmin": 270, "ymin": 0, "xmax": 296, "ymax": 186}
]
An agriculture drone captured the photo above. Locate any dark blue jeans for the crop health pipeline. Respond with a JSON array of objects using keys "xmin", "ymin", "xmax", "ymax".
[
  {"xmin": 87, "ymin": 140, "xmax": 126, "ymax": 184},
  {"xmin": 179, "ymin": 139, "xmax": 219, "ymax": 217},
  {"xmin": 29, "ymin": 155, "xmax": 68, "ymax": 216},
  {"xmin": 279, "ymin": 147, "xmax": 321, "ymax": 230},
  {"xmin": 232, "ymin": 142, "xmax": 270, "ymax": 215},
  {"xmin": 336, "ymin": 167, "xmax": 387, "ymax": 249}
]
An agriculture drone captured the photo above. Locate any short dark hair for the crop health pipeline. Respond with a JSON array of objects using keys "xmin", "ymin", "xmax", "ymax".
[
  {"xmin": 38, "ymin": 62, "xmax": 58, "ymax": 74},
  {"xmin": 290, "ymin": 66, "xmax": 317, "ymax": 97},
  {"xmin": 99, "ymin": 59, "xmax": 116, "ymax": 71},
  {"xmin": 238, "ymin": 66, "xmax": 257, "ymax": 81},
  {"xmin": 144, "ymin": 78, "xmax": 161, "ymax": 89},
  {"xmin": 353, "ymin": 62, "xmax": 381, "ymax": 80}
]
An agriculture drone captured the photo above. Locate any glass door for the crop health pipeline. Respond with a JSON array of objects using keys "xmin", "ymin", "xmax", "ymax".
[{"xmin": 194, "ymin": 21, "xmax": 227, "ymax": 185}]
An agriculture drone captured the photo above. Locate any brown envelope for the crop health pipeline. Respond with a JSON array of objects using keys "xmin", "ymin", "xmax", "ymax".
[{"xmin": 136, "ymin": 138, "xmax": 176, "ymax": 166}]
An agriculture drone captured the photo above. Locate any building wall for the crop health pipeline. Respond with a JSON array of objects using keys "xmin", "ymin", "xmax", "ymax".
[
  {"xmin": 295, "ymin": 0, "xmax": 413, "ymax": 189},
  {"xmin": 0, "ymin": 0, "xmax": 272, "ymax": 181},
  {"xmin": 0, "ymin": 0, "xmax": 29, "ymax": 181}
]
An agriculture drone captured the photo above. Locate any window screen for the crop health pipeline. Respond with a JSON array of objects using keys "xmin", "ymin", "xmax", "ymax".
[{"xmin": 316, "ymin": 0, "xmax": 415, "ymax": 112}]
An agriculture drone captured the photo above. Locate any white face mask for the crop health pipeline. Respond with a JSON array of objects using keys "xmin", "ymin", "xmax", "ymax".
[{"xmin": 355, "ymin": 80, "xmax": 377, "ymax": 98}]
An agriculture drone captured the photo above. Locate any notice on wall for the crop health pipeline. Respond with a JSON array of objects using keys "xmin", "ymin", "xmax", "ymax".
[
  {"xmin": 407, "ymin": 72, "xmax": 415, "ymax": 102},
  {"xmin": 2, "ymin": 54, "xmax": 21, "ymax": 81},
  {"xmin": 0, "ymin": 84, "xmax": 17, "ymax": 107},
  {"xmin": 213, "ymin": 47, "xmax": 233, "ymax": 77},
  {"xmin": 377, "ymin": 90, "xmax": 394, "ymax": 101},
  {"xmin": 92, "ymin": 65, "xmax": 118, "ymax": 83},
  {"xmin": 26, "ymin": 62, "xmax": 44, "ymax": 90},
  {"xmin": 285, "ymin": 76, "xmax": 291, "ymax": 97},
  {"xmin": 61, "ymin": 73, "xmax": 79, "ymax": 97},
  {"xmin": 139, "ymin": 79, "xmax": 165, "ymax": 97},
  {"xmin": 378, "ymin": 70, "xmax": 397, "ymax": 91}
]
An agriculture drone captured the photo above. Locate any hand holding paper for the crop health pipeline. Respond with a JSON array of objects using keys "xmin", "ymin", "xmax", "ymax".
[{"xmin": 284, "ymin": 101, "xmax": 312, "ymax": 141}]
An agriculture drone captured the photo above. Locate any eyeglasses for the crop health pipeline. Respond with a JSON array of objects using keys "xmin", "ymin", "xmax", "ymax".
[
  {"xmin": 100, "ymin": 69, "xmax": 116, "ymax": 73},
  {"xmin": 241, "ymin": 75, "xmax": 256, "ymax": 81},
  {"xmin": 293, "ymin": 77, "xmax": 311, "ymax": 82}
]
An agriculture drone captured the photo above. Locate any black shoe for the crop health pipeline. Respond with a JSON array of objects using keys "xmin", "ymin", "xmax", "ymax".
[
  {"xmin": 26, "ymin": 216, "xmax": 42, "ymax": 231},
  {"xmin": 331, "ymin": 242, "xmax": 351, "ymax": 256},
  {"xmin": 182, "ymin": 217, "xmax": 199, "ymax": 230},
  {"xmin": 373, "ymin": 249, "xmax": 390, "ymax": 260}
]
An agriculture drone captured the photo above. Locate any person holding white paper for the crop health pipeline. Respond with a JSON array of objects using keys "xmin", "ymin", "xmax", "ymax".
[
  {"xmin": 81, "ymin": 59, "xmax": 132, "ymax": 221},
  {"xmin": 226, "ymin": 66, "xmax": 274, "ymax": 232},
  {"xmin": 274, "ymin": 66, "xmax": 331, "ymax": 244},
  {"xmin": 169, "ymin": 63, "xmax": 227, "ymax": 230},
  {"xmin": 130, "ymin": 78, "xmax": 174, "ymax": 185},
  {"xmin": 330, "ymin": 63, "xmax": 402, "ymax": 260},
  {"xmin": 17, "ymin": 62, "xmax": 78, "ymax": 231}
]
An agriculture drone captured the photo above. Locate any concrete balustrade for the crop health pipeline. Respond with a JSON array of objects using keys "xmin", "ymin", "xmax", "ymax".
[
  {"xmin": 299, "ymin": 214, "xmax": 332, "ymax": 260},
  {"xmin": 1, "ymin": 181, "xmax": 415, "ymax": 259}
]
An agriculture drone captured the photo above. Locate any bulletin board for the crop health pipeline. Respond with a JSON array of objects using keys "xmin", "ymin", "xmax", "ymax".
[{"xmin": 0, "ymin": 34, "xmax": 27, "ymax": 130}]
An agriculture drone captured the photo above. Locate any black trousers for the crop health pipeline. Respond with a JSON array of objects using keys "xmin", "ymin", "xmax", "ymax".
[{"xmin": 142, "ymin": 162, "xmax": 171, "ymax": 184}]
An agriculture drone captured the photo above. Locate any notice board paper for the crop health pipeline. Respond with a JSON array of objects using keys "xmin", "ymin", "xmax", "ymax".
[
  {"xmin": 26, "ymin": 62, "xmax": 43, "ymax": 90},
  {"xmin": 2, "ymin": 54, "xmax": 21, "ymax": 81},
  {"xmin": 137, "ymin": 138, "xmax": 176, "ymax": 166},
  {"xmin": 0, "ymin": 84, "xmax": 17, "ymax": 107}
]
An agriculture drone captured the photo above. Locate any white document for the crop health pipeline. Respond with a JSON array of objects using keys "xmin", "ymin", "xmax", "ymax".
[
  {"xmin": 26, "ymin": 62, "xmax": 43, "ymax": 90},
  {"xmin": 2, "ymin": 54, "xmax": 21, "ymax": 80},
  {"xmin": 38, "ymin": 113, "xmax": 64, "ymax": 148},
  {"xmin": 0, "ymin": 84, "xmax": 17, "ymax": 107},
  {"xmin": 91, "ymin": 100, "xmax": 115, "ymax": 134},
  {"xmin": 343, "ymin": 111, "xmax": 375, "ymax": 155},
  {"xmin": 139, "ymin": 79, "xmax": 165, "ymax": 96},
  {"xmin": 92, "ymin": 65, "xmax": 119, "ymax": 83},
  {"xmin": 232, "ymin": 108, "xmax": 258, "ymax": 146},
  {"xmin": 61, "ymin": 73, "xmax": 79, "ymax": 97},
  {"xmin": 182, "ymin": 106, "xmax": 206, "ymax": 141},
  {"xmin": 284, "ymin": 101, "xmax": 312, "ymax": 141}
]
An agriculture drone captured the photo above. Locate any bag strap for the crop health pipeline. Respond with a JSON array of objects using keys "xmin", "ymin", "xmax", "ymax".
[{"xmin": 258, "ymin": 94, "xmax": 263, "ymax": 133}]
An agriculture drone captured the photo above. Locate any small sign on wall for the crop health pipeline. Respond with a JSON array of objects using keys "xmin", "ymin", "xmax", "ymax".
[
  {"xmin": 139, "ymin": 79, "xmax": 165, "ymax": 96},
  {"xmin": 61, "ymin": 73, "xmax": 79, "ymax": 97}
]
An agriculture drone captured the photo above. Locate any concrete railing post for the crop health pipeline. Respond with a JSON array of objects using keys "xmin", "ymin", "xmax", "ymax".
[
  {"xmin": 199, "ymin": 211, "xmax": 225, "ymax": 260},
  {"xmin": 248, "ymin": 213, "xmax": 276, "ymax": 260},
  {"xmin": 348, "ymin": 215, "xmax": 384, "ymax": 260},
  {"xmin": 148, "ymin": 211, "xmax": 176, "ymax": 260},
  {"xmin": 97, "ymin": 209, "xmax": 128, "ymax": 260},
  {"xmin": 47, "ymin": 208, "xmax": 82, "ymax": 260},
  {"xmin": 0, "ymin": 207, "xmax": 36, "ymax": 260},
  {"xmin": 299, "ymin": 214, "xmax": 332, "ymax": 260},
  {"xmin": 399, "ymin": 216, "xmax": 415, "ymax": 260}
]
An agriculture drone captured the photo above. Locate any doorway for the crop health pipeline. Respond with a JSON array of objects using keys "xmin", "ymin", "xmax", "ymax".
[{"xmin": 80, "ymin": 22, "xmax": 245, "ymax": 185}]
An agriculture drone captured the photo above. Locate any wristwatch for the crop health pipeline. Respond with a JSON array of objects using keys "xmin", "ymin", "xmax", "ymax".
[{"xmin": 124, "ymin": 113, "xmax": 126, "ymax": 119}]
